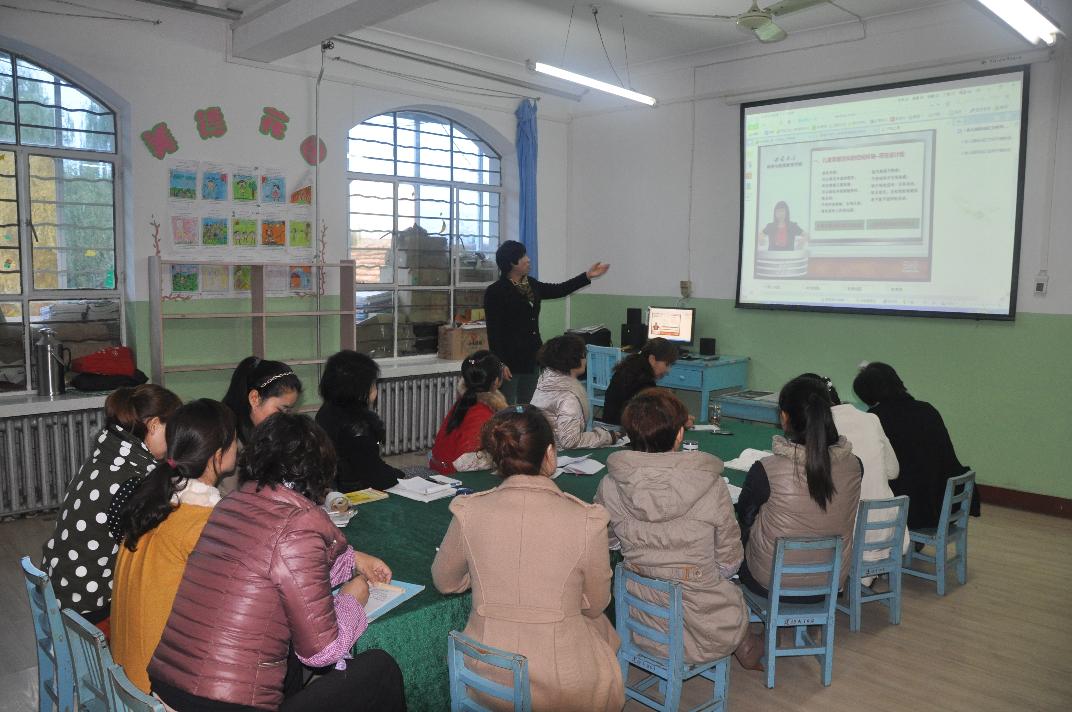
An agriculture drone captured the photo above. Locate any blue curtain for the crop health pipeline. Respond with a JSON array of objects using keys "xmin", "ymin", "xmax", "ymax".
[{"xmin": 515, "ymin": 98, "xmax": 539, "ymax": 278}]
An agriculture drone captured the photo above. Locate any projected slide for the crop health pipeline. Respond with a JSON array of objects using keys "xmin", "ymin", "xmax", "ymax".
[{"xmin": 739, "ymin": 69, "xmax": 1026, "ymax": 318}]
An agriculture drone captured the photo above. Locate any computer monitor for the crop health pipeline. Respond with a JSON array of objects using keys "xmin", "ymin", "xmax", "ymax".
[{"xmin": 647, "ymin": 306, "xmax": 695, "ymax": 346}]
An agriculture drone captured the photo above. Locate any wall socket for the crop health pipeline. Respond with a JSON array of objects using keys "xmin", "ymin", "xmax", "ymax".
[
  {"xmin": 1034, "ymin": 270, "xmax": 1049, "ymax": 297},
  {"xmin": 680, "ymin": 280, "xmax": 692, "ymax": 298}
]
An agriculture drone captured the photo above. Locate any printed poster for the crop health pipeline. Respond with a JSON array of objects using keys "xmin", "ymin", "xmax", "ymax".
[{"xmin": 171, "ymin": 264, "xmax": 199, "ymax": 292}]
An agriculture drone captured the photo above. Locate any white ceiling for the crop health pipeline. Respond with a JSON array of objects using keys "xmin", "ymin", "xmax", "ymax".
[{"xmin": 357, "ymin": 0, "xmax": 946, "ymax": 75}]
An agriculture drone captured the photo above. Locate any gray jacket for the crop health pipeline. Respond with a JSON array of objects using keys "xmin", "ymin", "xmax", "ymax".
[{"xmin": 530, "ymin": 369, "xmax": 614, "ymax": 449}]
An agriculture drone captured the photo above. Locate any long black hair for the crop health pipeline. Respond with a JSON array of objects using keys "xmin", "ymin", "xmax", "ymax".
[
  {"xmin": 612, "ymin": 337, "xmax": 678, "ymax": 388},
  {"xmin": 800, "ymin": 372, "xmax": 842, "ymax": 406},
  {"xmin": 446, "ymin": 350, "xmax": 502, "ymax": 434},
  {"xmin": 779, "ymin": 375, "xmax": 839, "ymax": 510},
  {"xmin": 240, "ymin": 412, "xmax": 337, "ymax": 505},
  {"xmin": 114, "ymin": 399, "xmax": 236, "ymax": 551},
  {"xmin": 319, "ymin": 350, "xmax": 380, "ymax": 409},
  {"xmin": 852, "ymin": 362, "xmax": 908, "ymax": 406},
  {"xmin": 222, "ymin": 356, "xmax": 302, "ymax": 443}
]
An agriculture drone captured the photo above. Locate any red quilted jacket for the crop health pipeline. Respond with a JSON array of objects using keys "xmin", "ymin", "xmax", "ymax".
[{"xmin": 148, "ymin": 481, "xmax": 348, "ymax": 709}]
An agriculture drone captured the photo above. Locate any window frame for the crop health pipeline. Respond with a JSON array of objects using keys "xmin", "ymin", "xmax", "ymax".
[
  {"xmin": 347, "ymin": 111, "xmax": 502, "ymax": 360},
  {"xmin": 0, "ymin": 49, "xmax": 125, "ymax": 397}
]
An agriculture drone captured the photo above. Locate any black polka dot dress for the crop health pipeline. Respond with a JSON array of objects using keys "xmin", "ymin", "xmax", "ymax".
[{"xmin": 40, "ymin": 425, "xmax": 157, "ymax": 620}]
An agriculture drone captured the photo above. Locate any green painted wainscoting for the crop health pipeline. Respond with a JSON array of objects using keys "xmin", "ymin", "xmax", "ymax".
[{"xmin": 566, "ymin": 294, "xmax": 1072, "ymax": 501}]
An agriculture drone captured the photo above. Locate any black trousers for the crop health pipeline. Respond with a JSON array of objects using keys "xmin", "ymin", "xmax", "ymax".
[
  {"xmin": 281, "ymin": 650, "xmax": 406, "ymax": 712},
  {"xmin": 153, "ymin": 650, "xmax": 405, "ymax": 712}
]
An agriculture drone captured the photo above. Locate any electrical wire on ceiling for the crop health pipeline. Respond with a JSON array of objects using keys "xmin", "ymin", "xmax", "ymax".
[
  {"xmin": 562, "ymin": 3, "xmax": 577, "ymax": 66},
  {"xmin": 331, "ymin": 55, "xmax": 532, "ymax": 100},
  {"xmin": 0, "ymin": 0, "xmax": 161, "ymax": 23},
  {"xmin": 591, "ymin": 6, "xmax": 626, "ymax": 88},
  {"xmin": 620, "ymin": 11, "xmax": 633, "ymax": 90}
]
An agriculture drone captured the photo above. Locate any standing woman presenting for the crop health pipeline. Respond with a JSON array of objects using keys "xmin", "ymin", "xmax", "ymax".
[{"xmin": 484, "ymin": 240, "xmax": 609, "ymax": 404}]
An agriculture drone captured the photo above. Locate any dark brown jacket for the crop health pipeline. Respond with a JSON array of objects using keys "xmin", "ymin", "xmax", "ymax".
[{"xmin": 148, "ymin": 481, "xmax": 348, "ymax": 710}]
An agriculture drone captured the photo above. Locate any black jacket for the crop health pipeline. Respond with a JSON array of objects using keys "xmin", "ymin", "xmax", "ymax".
[
  {"xmin": 483, "ymin": 272, "xmax": 591, "ymax": 373},
  {"xmin": 315, "ymin": 401, "xmax": 402, "ymax": 492},
  {"xmin": 869, "ymin": 395, "xmax": 978, "ymax": 529},
  {"xmin": 601, "ymin": 356, "xmax": 657, "ymax": 425}
]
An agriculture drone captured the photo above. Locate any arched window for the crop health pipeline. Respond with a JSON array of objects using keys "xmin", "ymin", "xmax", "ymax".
[
  {"xmin": 348, "ymin": 110, "xmax": 501, "ymax": 358},
  {"xmin": 1, "ymin": 49, "xmax": 121, "ymax": 393}
]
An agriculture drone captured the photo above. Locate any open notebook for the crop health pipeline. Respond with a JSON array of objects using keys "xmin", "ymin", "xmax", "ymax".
[{"xmin": 364, "ymin": 580, "xmax": 425, "ymax": 622}]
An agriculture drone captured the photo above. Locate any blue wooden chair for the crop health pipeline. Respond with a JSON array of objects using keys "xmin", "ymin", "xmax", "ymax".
[
  {"xmin": 836, "ymin": 496, "xmax": 910, "ymax": 631},
  {"xmin": 61, "ymin": 609, "xmax": 117, "ymax": 712},
  {"xmin": 447, "ymin": 630, "xmax": 531, "ymax": 712},
  {"xmin": 741, "ymin": 536, "xmax": 843, "ymax": 688},
  {"xmin": 903, "ymin": 471, "xmax": 976, "ymax": 596},
  {"xmin": 20, "ymin": 556, "xmax": 76, "ymax": 712},
  {"xmin": 584, "ymin": 344, "xmax": 625, "ymax": 428},
  {"xmin": 109, "ymin": 665, "xmax": 166, "ymax": 712},
  {"xmin": 614, "ymin": 563, "xmax": 730, "ymax": 712}
]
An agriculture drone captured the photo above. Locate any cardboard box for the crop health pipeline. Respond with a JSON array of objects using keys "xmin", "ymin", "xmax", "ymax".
[{"xmin": 438, "ymin": 325, "xmax": 489, "ymax": 360}]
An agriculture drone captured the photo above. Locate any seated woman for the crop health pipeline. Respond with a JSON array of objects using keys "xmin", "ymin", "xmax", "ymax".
[
  {"xmin": 429, "ymin": 350, "xmax": 507, "ymax": 474},
  {"xmin": 530, "ymin": 334, "xmax": 619, "ymax": 449},
  {"xmin": 316, "ymin": 350, "xmax": 402, "ymax": 491},
  {"xmin": 432, "ymin": 405, "xmax": 624, "ymax": 712},
  {"xmin": 735, "ymin": 375, "xmax": 862, "ymax": 603},
  {"xmin": 41, "ymin": 384, "xmax": 181, "ymax": 637},
  {"xmin": 596, "ymin": 389, "xmax": 760, "ymax": 670},
  {"xmin": 806, "ymin": 374, "xmax": 909, "ymax": 578},
  {"xmin": 853, "ymin": 362, "xmax": 976, "ymax": 530},
  {"xmin": 148, "ymin": 413, "xmax": 405, "ymax": 712},
  {"xmin": 600, "ymin": 337, "xmax": 678, "ymax": 426},
  {"xmin": 110, "ymin": 399, "xmax": 237, "ymax": 692},
  {"xmin": 219, "ymin": 356, "xmax": 302, "ymax": 494}
]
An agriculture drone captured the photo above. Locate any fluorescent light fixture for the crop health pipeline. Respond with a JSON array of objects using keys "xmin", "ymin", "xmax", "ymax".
[
  {"xmin": 530, "ymin": 61, "xmax": 656, "ymax": 106},
  {"xmin": 976, "ymin": 0, "xmax": 1061, "ymax": 45}
]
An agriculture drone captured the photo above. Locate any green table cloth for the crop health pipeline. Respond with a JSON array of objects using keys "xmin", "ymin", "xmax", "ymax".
[{"xmin": 346, "ymin": 420, "xmax": 777, "ymax": 710}]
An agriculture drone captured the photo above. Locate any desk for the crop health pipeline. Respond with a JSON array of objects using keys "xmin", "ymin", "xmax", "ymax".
[
  {"xmin": 346, "ymin": 419, "xmax": 776, "ymax": 710},
  {"xmin": 658, "ymin": 356, "xmax": 749, "ymax": 423}
]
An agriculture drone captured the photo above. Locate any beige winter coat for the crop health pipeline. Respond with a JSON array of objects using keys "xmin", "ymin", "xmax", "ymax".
[
  {"xmin": 530, "ymin": 369, "xmax": 615, "ymax": 449},
  {"xmin": 747, "ymin": 436, "xmax": 863, "ymax": 591},
  {"xmin": 596, "ymin": 450, "xmax": 749, "ymax": 663},
  {"xmin": 432, "ymin": 475, "xmax": 624, "ymax": 712}
]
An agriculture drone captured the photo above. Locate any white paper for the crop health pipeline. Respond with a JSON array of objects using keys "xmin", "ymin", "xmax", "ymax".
[
  {"xmin": 689, "ymin": 424, "xmax": 721, "ymax": 433},
  {"xmin": 557, "ymin": 454, "xmax": 591, "ymax": 467},
  {"xmin": 385, "ymin": 474, "xmax": 461, "ymax": 503},
  {"xmin": 724, "ymin": 448, "xmax": 773, "ymax": 472},
  {"xmin": 363, "ymin": 585, "xmax": 405, "ymax": 618},
  {"xmin": 564, "ymin": 459, "xmax": 605, "ymax": 475},
  {"xmin": 723, "ymin": 477, "xmax": 743, "ymax": 504}
]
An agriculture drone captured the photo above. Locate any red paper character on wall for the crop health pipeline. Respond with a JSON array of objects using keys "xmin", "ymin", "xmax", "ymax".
[
  {"xmin": 195, "ymin": 106, "xmax": 227, "ymax": 139},
  {"xmin": 140, "ymin": 122, "xmax": 179, "ymax": 160},
  {"xmin": 259, "ymin": 107, "xmax": 290, "ymax": 140}
]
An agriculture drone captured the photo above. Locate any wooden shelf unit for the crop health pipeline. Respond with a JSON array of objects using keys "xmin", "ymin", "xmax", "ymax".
[{"xmin": 148, "ymin": 256, "xmax": 357, "ymax": 388}]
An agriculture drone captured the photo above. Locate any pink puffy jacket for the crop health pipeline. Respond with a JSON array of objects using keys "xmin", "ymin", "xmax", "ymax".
[{"xmin": 148, "ymin": 481, "xmax": 349, "ymax": 709}]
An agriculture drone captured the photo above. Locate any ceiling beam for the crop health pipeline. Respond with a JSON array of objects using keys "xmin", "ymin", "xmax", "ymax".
[{"xmin": 232, "ymin": 0, "xmax": 436, "ymax": 62}]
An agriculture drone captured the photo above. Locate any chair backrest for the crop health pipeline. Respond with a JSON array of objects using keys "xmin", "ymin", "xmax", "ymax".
[
  {"xmin": 448, "ymin": 630, "xmax": 531, "ymax": 712},
  {"xmin": 769, "ymin": 536, "xmax": 843, "ymax": 603},
  {"xmin": 614, "ymin": 562, "xmax": 685, "ymax": 668},
  {"xmin": 20, "ymin": 556, "xmax": 76, "ymax": 711},
  {"xmin": 585, "ymin": 345, "xmax": 624, "ymax": 394},
  {"xmin": 109, "ymin": 665, "xmax": 166, "ymax": 712},
  {"xmin": 938, "ymin": 471, "xmax": 976, "ymax": 533},
  {"xmin": 62, "ymin": 608, "xmax": 117, "ymax": 709},
  {"xmin": 852, "ymin": 496, "xmax": 910, "ymax": 570}
]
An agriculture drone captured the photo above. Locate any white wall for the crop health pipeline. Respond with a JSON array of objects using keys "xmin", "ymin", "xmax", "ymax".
[
  {"xmin": 567, "ymin": 2, "xmax": 1072, "ymax": 316},
  {"xmin": 0, "ymin": 3, "xmax": 570, "ymax": 305}
]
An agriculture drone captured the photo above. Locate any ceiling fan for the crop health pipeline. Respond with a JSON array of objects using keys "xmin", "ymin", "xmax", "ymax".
[{"xmin": 651, "ymin": 0, "xmax": 832, "ymax": 43}]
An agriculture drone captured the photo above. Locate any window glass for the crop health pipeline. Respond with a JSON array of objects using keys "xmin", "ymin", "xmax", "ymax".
[
  {"xmin": 0, "ymin": 300, "xmax": 24, "ymax": 390},
  {"xmin": 0, "ymin": 149, "xmax": 18, "ymax": 293},
  {"xmin": 15, "ymin": 58, "xmax": 115, "ymax": 152}
]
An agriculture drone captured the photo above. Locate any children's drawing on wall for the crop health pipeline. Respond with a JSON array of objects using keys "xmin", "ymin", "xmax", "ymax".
[
  {"xmin": 201, "ymin": 265, "xmax": 229, "ymax": 293},
  {"xmin": 169, "ymin": 165, "xmax": 197, "ymax": 200},
  {"xmin": 232, "ymin": 217, "xmax": 257, "ymax": 247},
  {"xmin": 266, "ymin": 265, "xmax": 288, "ymax": 293},
  {"xmin": 233, "ymin": 265, "xmax": 252, "ymax": 292},
  {"xmin": 171, "ymin": 215, "xmax": 198, "ymax": 247},
  {"xmin": 289, "ymin": 220, "xmax": 311, "ymax": 249},
  {"xmin": 201, "ymin": 216, "xmax": 228, "ymax": 246},
  {"xmin": 171, "ymin": 264, "xmax": 199, "ymax": 292},
  {"xmin": 261, "ymin": 219, "xmax": 285, "ymax": 247},
  {"xmin": 261, "ymin": 174, "xmax": 285, "ymax": 203},
  {"xmin": 233, "ymin": 172, "xmax": 257, "ymax": 202},
  {"xmin": 201, "ymin": 169, "xmax": 228, "ymax": 201},
  {"xmin": 289, "ymin": 265, "xmax": 313, "ymax": 292}
]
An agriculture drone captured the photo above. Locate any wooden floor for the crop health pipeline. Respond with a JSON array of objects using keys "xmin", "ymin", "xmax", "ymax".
[{"xmin": 2, "ymin": 503, "xmax": 1069, "ymax": 711}]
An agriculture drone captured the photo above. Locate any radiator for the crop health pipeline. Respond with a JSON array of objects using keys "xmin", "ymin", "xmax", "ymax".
[
  {"xmin": 375, "ymin": 374, "xmax": 458, "ymax": 455},
  {"xmin": 0, "ymin": 408, "xmax": 106, "ymax": 518}
]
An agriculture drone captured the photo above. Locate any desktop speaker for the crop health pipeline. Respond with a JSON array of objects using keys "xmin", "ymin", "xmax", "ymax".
[
  {"xmin": 626, "ymin": 307, "xmax": 643, "ymax": 325},
  {"xmin": 621, "ymin": 323, "xmax": 647, "ymax": 349},
  {"xmin": 700, "ymin": 337, "xmax": 717, "ymax": 356}
]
